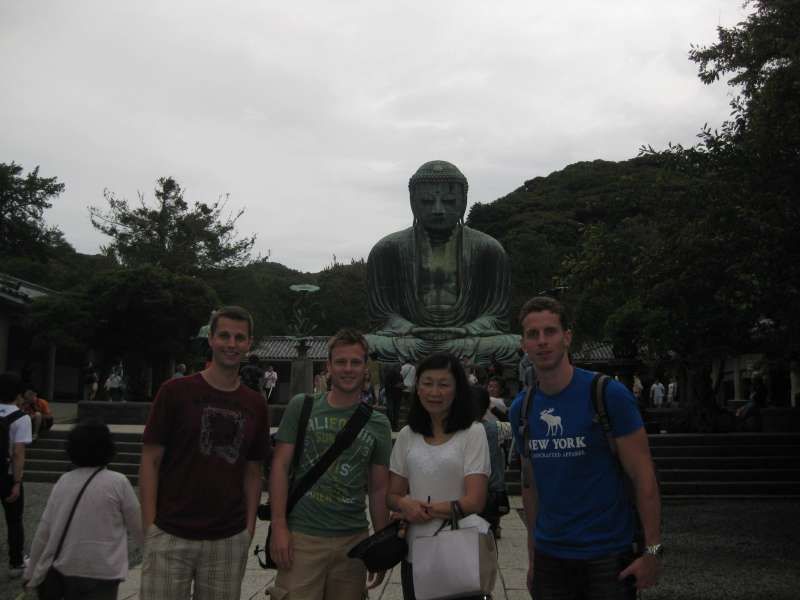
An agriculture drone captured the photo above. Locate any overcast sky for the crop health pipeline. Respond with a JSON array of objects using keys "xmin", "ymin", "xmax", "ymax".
[{"xmin": 1, "ymin": 1, "xmax": 748, "ymax": 273}]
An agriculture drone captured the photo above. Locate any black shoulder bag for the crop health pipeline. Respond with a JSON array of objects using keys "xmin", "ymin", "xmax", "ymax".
[
  {"xmin": 254, "ymin": 398, "xmax": 374, "ymax": 569},
  {"xmin": 37, "ymin": 467, "xmax": 103, "ymax": 600}
]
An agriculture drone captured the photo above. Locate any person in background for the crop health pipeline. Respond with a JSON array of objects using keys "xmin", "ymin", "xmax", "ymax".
[
  {"xmin": 104, "ymin": 368, "xmax": 124, "ymax": 403},
  {"xmin": 240, "ymin": 354, "xmax": 266, "ymax": 397},
  {"xmin": 314, "ymin": 369, "xmax": 329, "ymax": 394},
  {"xmin": 264, "ymin": 365, "xmax": 278, "ymax": 400},
  {"xmin": 632, "ymin": 374, "xmax": 643, "ymax": 403},
  {"xmin": 362, "ymin": 370, "xmax": 376, "ymax": 405},
  {"xmin": 1, "ymin": 372, "xmax": 32, "ymax": 579},
  {"xmin": 473, "ymin": 385, "xmax": 512, "ymax": 540},
  {"xmin": 485, "ymin": 377, "xmax": 509, "ymax": 422},
  {"xmin": 172, "ymin": 363, "xmax": 187, "ymax": 378},
  {"xmin": 367, "ymin": 352, "xmax": 382, "ymax": 402},
  {"xmin": 383, "ymin": 364, "xmax": 404, "ymax": 431},
  {"xmin": 19, "ymin": 388, "xmax": 54, "ymax": 440},
  {"xmin": 83, "ymin": 362, "xmax": 99, "ymax": 402},
  {"xmin": 666, "ymin": 377, "xmax": 678, "ymax": 406},
  {"xmin": 650, "ymin": 377, "xmax": 665, "ymax": 408},
  {"xmin": 24, "ymin": 419, "xmax": 143, "ymax": 599}
]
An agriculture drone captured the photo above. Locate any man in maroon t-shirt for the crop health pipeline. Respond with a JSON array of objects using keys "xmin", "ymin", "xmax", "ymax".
[{"xmin": 139, "ymin": 306, "xmax": 269, "ymax": 600}]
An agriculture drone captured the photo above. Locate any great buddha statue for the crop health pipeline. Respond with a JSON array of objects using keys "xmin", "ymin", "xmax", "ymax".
[{"xmin": 365, "ymin": 160, "xmax": 520, "ymax": 364}]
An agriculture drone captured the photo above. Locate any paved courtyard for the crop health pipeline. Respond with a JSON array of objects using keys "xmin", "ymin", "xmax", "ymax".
[{"xmin": 3, "ymin": 489, "xmax": 800, "ymax": 600}]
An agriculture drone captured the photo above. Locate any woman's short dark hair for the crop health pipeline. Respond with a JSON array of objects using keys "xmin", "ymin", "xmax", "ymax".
[
  {"xmin": 407, "ymin": 353, "xmax": 476, "ymax": 436},
  {"xmin": 67, "ymin": 419, "xmax": 116, "ymax": 467}
]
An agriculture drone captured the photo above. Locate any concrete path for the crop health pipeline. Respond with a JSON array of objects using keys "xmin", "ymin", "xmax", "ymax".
[{"xmin": 116, "ymin": 496, "xmax": 530, "ymax": 600}]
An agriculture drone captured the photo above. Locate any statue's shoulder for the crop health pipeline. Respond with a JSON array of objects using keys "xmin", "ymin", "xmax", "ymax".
[
  {"xmin": 368, "ymin": 227, "xmax": 414, "ymax": 256},
  {"xmin": 462, "ymin": 226, "xmax": 506, "ymax": 253}
]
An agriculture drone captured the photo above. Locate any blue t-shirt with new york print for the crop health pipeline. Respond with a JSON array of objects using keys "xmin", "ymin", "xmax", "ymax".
[{"xmin": 510, "ymin": 367, "xmax": 643, "ymax": 559}]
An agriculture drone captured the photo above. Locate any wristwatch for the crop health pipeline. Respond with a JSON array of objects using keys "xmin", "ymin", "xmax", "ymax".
[{"xmin": 644, "ymin": 544, "xmax": 664, "ymax": 558}]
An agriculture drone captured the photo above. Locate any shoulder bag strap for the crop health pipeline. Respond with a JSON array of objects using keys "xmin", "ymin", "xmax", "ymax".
[
  {"xmin": 289, "ymin": 395, "xmax": 314, "ymax": 479},
  {"xmin": 52, "ymin": 467, "xmax": 104, "ymax": 561},
  {"xmin": 286, "ymin": 401, "xmax": 373, "ymax": 514}
]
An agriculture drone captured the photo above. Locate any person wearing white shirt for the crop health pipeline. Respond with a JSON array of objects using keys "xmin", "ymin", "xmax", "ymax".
[
  {"xmin": 25, "ymin": 419, "xmax": 143, "ymax": 598},
  {"xmin": 1, "ymin": 372, "xmax": 32, "ymax": 579}
]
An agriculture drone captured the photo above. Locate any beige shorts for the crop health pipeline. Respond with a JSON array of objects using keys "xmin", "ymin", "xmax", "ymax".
[{"xmin": 269, "ymin": 530, "xmax": 368, "ymax": 600}]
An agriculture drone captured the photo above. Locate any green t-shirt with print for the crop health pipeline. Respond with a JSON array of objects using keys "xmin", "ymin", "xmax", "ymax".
[{"xmin": 276, "ymin": 392, "xmax": 392, "ymax": 537}]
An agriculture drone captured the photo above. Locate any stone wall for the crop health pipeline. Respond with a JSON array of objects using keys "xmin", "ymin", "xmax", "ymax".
[{"xmin": 77, "ymin": 401, "xmax": 152, "ymax": 425}]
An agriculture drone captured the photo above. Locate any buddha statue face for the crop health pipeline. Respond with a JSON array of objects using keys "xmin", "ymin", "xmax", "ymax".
[{"xmin": 410, "ymin": 181, "xmax": 467, "ymax": 233}]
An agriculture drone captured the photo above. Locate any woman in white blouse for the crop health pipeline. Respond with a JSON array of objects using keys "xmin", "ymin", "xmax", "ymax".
[
  {"xmin": 387, "ymin": 353, "xmax": 491, "ymax": 600},
  {"xmin": 25, "ymin": 419, "xmax": 142, "ymax": 599}
]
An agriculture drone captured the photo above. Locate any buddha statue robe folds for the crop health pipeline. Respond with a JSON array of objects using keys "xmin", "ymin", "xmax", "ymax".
[{"xmin": 365, "ymin": 160, "xmax": 520, "ymax": 364}]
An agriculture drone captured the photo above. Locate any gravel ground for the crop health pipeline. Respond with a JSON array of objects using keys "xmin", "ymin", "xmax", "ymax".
[{"xmin": 2, "ymin": 484, "xmax": 799, "ymax": 600}]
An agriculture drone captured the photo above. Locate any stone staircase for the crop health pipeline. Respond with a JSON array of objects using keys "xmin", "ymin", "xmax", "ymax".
[
  {"xmin": 650, "ymin": 432, "xmax": 800, "ymax": 498},
  {"xmin": 504, "ymin": 432, "xmax": 800, "ymax": 498},
  {"xmin": 25, "ymin": 429, "xmax": 800, "ymax": 500},
  {"xmin": 25, "ymin": 429, "xmax": 143, "ymax": 486}
]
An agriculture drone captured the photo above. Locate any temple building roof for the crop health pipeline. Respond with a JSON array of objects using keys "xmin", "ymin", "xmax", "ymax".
[{"xmin": 251, "ymin": 336, "xmax": 329, "ymax": 361}]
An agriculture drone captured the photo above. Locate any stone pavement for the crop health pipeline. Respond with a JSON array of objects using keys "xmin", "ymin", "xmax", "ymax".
[{"xmin": 117, "ymin": 496, "xmax": 531, "ymax": 600}]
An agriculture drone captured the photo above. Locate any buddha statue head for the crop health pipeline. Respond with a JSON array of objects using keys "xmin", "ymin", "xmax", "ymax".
[{"xmin": 408, "ymin": 161, "xmax": 469, "ymax": 235}]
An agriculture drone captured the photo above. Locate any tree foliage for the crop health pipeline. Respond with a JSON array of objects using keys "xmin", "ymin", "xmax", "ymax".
[
  {"xmin": 638, "ymin": 0, "xmax": 800, "ymax": 360},
  {"xmin": 90, "ymin": 177, "xmax": 262, "ymax": 274},
  {"xmin": 314, "ymin": 258, "xmax": 369, "ymax": 334},
  {"xmin": 88, "ymin": 265, "xmax": 219, "ymax": 358},
  {"xmin": 0, "ymin": 162, "xmax": 66, "ymax": 259}
]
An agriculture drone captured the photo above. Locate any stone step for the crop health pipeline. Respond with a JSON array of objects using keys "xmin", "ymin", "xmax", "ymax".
[
  {"xmin": 651, "ymin": 445, "xmax": 800, "ymax": 457},
  {"xmin": 506, "ymin": 479, "xmax": 800, "ymax": 497},
  {"xmin": 653, "ymin": 455, "xmax": 800, "ymax": 469},
  {"xmin": 31, "ymin": 439, "xmax": 143, "ymax": 454},
  {"xmin": 26, "ymin": 459, "xmax": 139, "ymax": 476},
  {"xmin": 647, "ymin": 432, "xmax": 800, "ymax": 446},
  {"xmin": 658, "ymin": 469, "xmax": 800, "ymax": 482},
  {"xmin": 26, "ymin": 469, "xmax": 139, "ymax": 486},
  {"xmin": 25, "ymin": 427, "xmax": 800, "ymax": 499},
  {"xmin": 659, "ymin": 480, "xmax": 800, "ymax": 495},
  {"xmin": 27, "ymin": 448, "xmax": 142, "ymax": 464},
  {"xmin": 41, "ymin": 430, "xmax": 144, "ymax": 443}
]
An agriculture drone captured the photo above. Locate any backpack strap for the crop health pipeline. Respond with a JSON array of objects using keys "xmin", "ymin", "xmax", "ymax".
[
  {"xmin": 517, "ymin": 382, "xmax": 537, "ymax": 488},
  {"xmin": 590, "ymin": 372, "xmax": 616, "ymax": 456},
  {"xmin": 2, "ymin": 410, "xmax": 26, "ymax": 427}
]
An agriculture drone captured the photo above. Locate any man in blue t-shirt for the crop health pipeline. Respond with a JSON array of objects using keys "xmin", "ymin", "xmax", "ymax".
[{"xmin": 510, "ymin": 296, "xmax": 662, "ymax": 599}]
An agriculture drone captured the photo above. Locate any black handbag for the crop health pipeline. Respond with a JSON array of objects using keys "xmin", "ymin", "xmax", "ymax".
[
  {"xmin": 485, "ymin": 490, "xmax": 510, "ymax": 517},
  {"xmin": 347, "ymin": 519, "xmax": 408, "ymax": 572},
  {"xmin": 37, "ymin": 467, "xmax": 103, "ymax": 600},
  {"xmin": 254, "ymin": 398, "xmax": 374, "ymax": 569}
]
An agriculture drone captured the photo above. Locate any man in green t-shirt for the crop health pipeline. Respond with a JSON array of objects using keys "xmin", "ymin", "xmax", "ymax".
[{"xmin": 269, "ymin": 329, "xmax": 392, "ymax": 600}]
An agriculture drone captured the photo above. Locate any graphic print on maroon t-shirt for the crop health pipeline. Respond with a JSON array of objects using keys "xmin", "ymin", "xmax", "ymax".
[{"xmin": 199, "ymin": 406, "xmax": 246, "ymax": 464}]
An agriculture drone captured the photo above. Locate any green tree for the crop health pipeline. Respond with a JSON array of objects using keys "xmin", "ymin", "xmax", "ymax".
[
  {"xmin": 90, "ymin": 176, "xmax": 262, "ymax": 274},
  {"xmin": 314, "ymin": 258, "xmax": 369, "ymax": 334},
  {"xmin": 0, "ymin": 162, "xmax": 66, "ymax": 259},
  {"xmin": 88, "ymin": 265, "xmax": 219, "ymax": 399}
]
